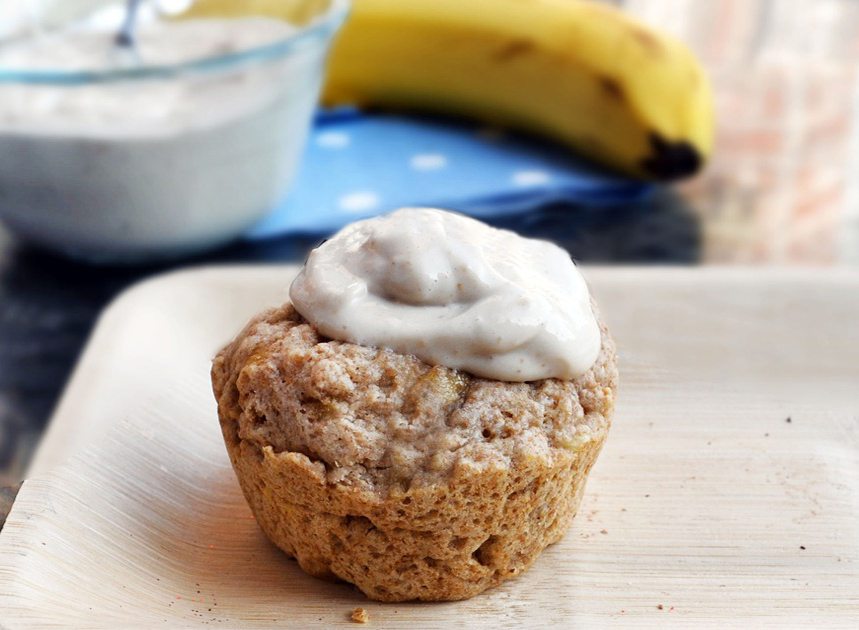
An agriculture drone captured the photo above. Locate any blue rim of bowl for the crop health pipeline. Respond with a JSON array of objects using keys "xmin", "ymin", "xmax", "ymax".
[{"xmin": 0, "ymin": 0, "xmax": 350, "ymax": 85}]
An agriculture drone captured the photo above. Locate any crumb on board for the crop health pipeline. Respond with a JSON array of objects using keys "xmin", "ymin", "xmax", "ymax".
[
  {"xmin": 600, "ymin": 529, "xmax": 608, "ymax": 535},
  {"xmin": 786, "ymin": 416, "xmax": 792, "ymax": 423},
  {"xmin": 351, "ymin": 607, "xmax": 369, "ymax": 623},
  {"xmin": 657, "ymin": 604, "xmax": 664, "ymax": 610}
]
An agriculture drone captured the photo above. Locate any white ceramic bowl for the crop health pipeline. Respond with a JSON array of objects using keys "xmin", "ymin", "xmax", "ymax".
[{"xmin": 0, "ymin": 0, "xmax": 349, "ymax": 262}]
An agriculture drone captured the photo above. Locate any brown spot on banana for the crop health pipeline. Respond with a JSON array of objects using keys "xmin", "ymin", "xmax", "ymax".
[
  {"xmin": 598, "ymin": 76, "xmax": 625, "ymax": 102},
  {"xmin": 639, "ymin": 133, "xmax": 702, "ymax": 180},
  {"xmin": 493, "ymin": 39, "xmax": 536, "ymax": 62},
  {"xmin": 630, "ymin": 26, "xmax": 664, "ymax": 56}
]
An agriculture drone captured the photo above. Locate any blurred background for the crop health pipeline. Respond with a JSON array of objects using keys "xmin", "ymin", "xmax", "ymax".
[
  {"xmin": 2, "ymin": 0, "xmax": 859, "ymax": 504},
  {"xmin": 626, "ymin": 0, "xmax": 859, "ymax": 265}
]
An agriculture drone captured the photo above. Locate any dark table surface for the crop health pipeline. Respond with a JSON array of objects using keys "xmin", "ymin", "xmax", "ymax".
[{"xmin": 0, "ymin": 190, "xmax": 701, "ymax": 525}]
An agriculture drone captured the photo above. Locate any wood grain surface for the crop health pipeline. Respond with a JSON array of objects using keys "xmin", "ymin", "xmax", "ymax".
[{"xmin": 0, "ymin": 266, "xmax": 857, "ymax": 628}]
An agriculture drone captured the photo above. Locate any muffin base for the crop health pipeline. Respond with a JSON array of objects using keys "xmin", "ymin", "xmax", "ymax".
[
  {"xmin": 213, "ymin": 304, "xmax": 616, "ymax": 602},
  {"xmin": 220, "ymin": 401, "xmax": 608, "ymax": 602}
]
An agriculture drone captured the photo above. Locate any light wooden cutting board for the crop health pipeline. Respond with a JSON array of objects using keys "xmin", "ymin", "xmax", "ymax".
[{"xmin": 1, "ymin": 266, "xmax": 857, "ymax": 628}]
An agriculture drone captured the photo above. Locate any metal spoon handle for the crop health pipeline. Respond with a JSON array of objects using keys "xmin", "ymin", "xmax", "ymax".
[{"xmin": 115, "ymin": 0, "xmax": 144, "ymax": 47}]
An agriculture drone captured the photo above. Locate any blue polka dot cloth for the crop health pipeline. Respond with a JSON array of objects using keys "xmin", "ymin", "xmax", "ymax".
[{"xmin": 246, "ymin": 108, "xmax": 652, "ymax": 239}]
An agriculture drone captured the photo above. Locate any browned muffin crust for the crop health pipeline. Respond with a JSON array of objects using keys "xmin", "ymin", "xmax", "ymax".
[{"xmin": 212, "ymin": 303, "xmax": 617, "ymax": 602}]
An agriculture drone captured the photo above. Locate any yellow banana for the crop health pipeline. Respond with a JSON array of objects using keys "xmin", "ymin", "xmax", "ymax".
[
  {"xmin": 186, "ymin": 0, "xmax": 714, "ymax": 180},
  {"xmin": 182, "ymin": 0, "xmax": 333, "ymax": 25}
]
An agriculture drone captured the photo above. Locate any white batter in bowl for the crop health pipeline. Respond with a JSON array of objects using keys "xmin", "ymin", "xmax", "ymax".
[{"xmin": 0, "ymin": 0, "xmax": 349, "ymax": 262}]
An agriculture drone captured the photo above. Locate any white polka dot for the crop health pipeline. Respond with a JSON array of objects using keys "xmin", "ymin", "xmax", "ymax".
[
  {"xmin": 409, "ymin": 153, "xmax": 447, "ymax": 171},
  {"xmin": 316, "ymin": 132, "xmax": 350, "ymax": 149},
  {"xmin": 512, "ymin": 170, "xmax": 551, "ymax": 186},
  {"xmin": 338, "ymin": 191, "xmax": 380, "ymax": 213}
]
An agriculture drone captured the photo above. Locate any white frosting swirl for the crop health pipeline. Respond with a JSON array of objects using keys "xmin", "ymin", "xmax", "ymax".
[{"xmin": 289, "ymin": 208, "xmax": 600, "ymax": 381}]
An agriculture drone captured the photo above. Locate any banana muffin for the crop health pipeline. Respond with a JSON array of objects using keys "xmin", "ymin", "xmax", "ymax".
[
  {"xmin": 212, "ymin": 308, "xmax": 616, "ymax": 602},
  {"xmin": 211, "ymin": 208, "xmax": 618, "ymax": 602}
]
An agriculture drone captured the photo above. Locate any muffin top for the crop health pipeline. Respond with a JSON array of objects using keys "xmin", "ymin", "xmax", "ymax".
[{"xmin": 211, "ymin": 303, "xmax": 617, "ymax": 494}]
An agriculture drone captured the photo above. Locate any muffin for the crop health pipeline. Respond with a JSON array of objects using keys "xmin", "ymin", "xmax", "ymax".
[{"xmin": 211, "ymin": 208, "xmax": 618, "ymax": 602}]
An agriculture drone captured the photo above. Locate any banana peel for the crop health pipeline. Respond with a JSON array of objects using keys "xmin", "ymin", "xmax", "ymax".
[
  {"xmin": 185, "ymin": 0, "xmax": 714, "ymax": 181},
  {"xmin": 182, "ymin": 0, "xmax": 333, "ymax": 26}
]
